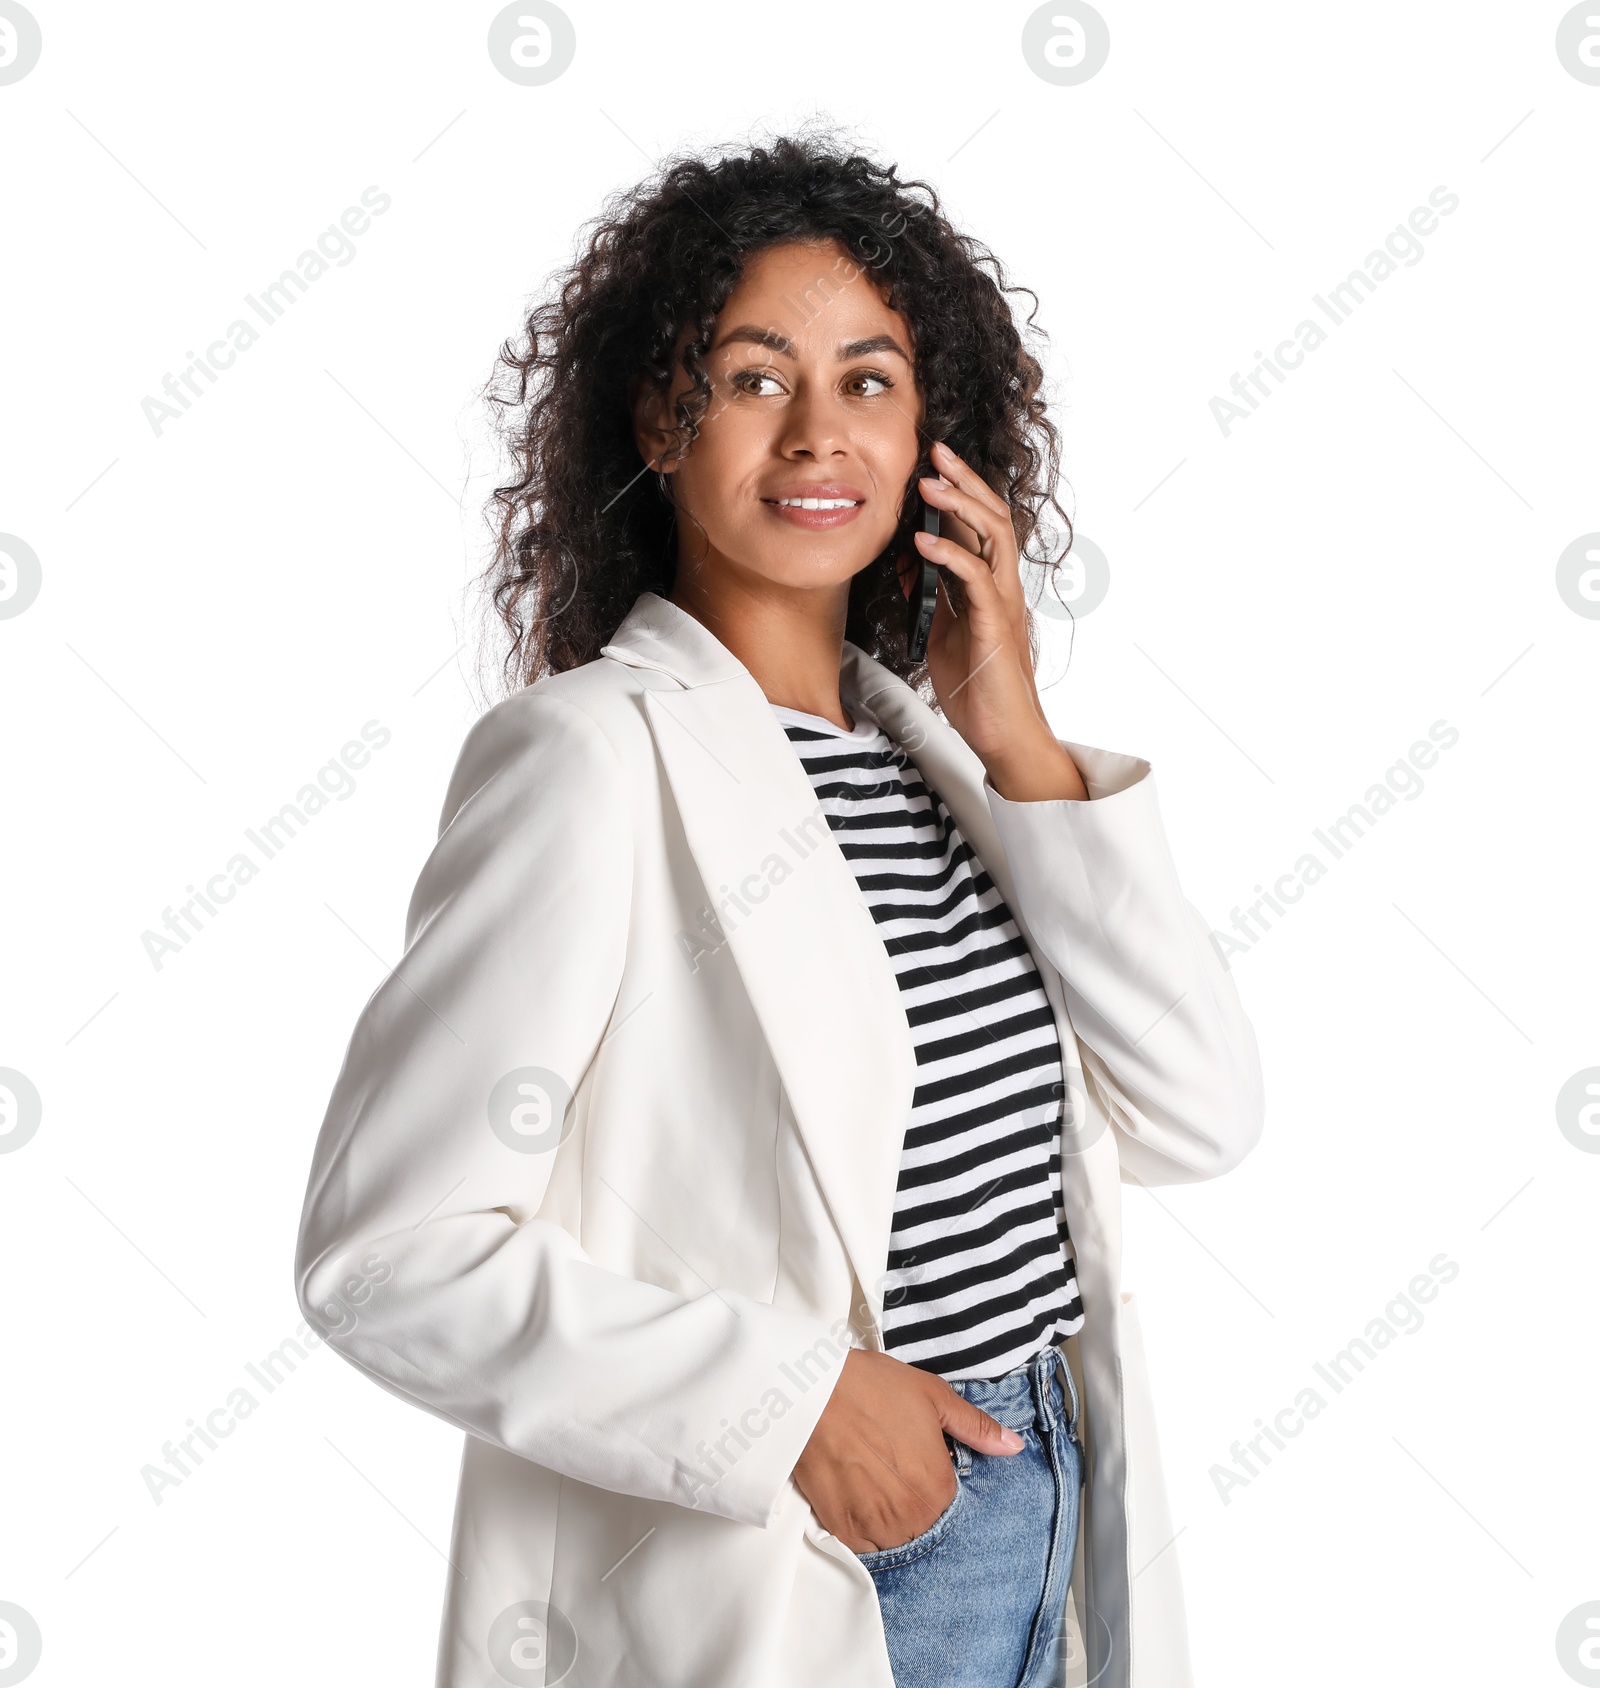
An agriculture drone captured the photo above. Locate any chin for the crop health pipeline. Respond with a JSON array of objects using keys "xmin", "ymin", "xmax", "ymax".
[
  {"xmin": 772, "ymin": 553, "xmax": 878, "ymax": 591},
  {"xmin": 779, "ymin": 531, "xmax": 896, "ymax": 581},
  {"xmin": 718, "ymin": 535, "xmax": 876, "ymax": 592}
]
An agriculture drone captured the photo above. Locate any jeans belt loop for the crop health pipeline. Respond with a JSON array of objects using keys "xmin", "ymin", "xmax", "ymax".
[
  {"xmin": 1031, "ymin": 1346, "xmax": 1059, "ymax": 1434},
  {"xmin": 1052, "ymin": 1344, "xmax": 1082, "ymax": 1441}
]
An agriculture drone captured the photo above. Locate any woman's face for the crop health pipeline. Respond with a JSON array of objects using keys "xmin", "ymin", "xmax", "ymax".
[{"xmin": 636, "ymin": 238, "xmax": 924, "ymax": 597}]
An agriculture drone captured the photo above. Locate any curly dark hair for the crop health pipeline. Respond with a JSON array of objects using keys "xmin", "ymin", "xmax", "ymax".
[{"xmin": 480, "ymin": 128, "xmax": 1072, "ymax": 693}]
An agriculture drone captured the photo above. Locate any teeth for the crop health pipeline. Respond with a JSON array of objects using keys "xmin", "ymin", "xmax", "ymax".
[{"xmin": 777, "ymin": 497, "xmax": 858, "ymax": 509}]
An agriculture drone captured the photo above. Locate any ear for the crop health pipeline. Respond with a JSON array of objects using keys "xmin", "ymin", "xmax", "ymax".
[{"xmin": 629, "ymin": 375, "xmax": 677, "ymax": 477}]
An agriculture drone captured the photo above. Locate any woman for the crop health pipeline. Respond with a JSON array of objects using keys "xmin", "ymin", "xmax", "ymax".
[{"xmin": 294, "ymin": 134, "xmax": 1264, "ymax": 1688}]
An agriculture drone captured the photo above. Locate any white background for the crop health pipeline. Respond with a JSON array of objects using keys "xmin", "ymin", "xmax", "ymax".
[{"xmin": 2, "ymin": 2, "xmax": 1597, "ymax": 1684}]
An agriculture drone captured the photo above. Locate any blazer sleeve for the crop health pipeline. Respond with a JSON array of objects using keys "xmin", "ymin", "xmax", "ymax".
[
  {"xmin": 984, "ymin": 739, "xmax": 1265, "ymax": 1187},
  {"xmin": 293, "ymin": 690, "xmax": 848, "ymax": 1530}
]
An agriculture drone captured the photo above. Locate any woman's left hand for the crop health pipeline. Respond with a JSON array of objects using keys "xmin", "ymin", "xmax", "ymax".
[{"xmin": 910, "ymin": 440, "xmax": 1087, "ymax": 802}]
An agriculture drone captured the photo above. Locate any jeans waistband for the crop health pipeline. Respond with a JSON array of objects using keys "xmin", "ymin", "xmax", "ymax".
[{"xmin": 945, "ymin": 1344, "xmax": 1081, "ymax": 1439}]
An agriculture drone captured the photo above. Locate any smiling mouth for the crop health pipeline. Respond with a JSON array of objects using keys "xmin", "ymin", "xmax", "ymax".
[{"xmin": 761, "ymin": 485, "xmax": 867, "ymax": 528}]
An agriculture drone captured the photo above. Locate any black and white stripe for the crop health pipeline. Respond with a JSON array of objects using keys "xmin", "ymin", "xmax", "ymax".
[{"xmin": 774, "ymin": 701, "xmax": 1085, "ymax": 1382}]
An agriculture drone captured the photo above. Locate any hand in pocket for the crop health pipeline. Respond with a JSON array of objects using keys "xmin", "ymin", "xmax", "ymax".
[{"xmin": 791, "ymin": 1348, "xmax": 1024, "ymax": 1554}]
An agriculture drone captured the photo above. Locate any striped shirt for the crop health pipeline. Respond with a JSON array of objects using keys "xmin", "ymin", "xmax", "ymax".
[{"xmin": 773, "ymin": 697, "xmax": 1085, "ymax": 1382}]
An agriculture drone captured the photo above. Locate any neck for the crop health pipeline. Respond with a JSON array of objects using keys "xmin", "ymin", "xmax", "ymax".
[{"xmin": 669, "ymin": 559, "xmax": 855, "ymax": 730}]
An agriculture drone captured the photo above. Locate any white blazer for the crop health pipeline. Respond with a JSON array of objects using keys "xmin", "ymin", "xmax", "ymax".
[{"xmin": 294, "ymin": 589, "xmax": 1264, "ymax": 1688}]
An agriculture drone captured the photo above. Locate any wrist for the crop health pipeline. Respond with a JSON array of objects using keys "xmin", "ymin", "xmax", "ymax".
[{"xmin": 982, "ymin": 734, "xmax": 1088, "ymax": 803}]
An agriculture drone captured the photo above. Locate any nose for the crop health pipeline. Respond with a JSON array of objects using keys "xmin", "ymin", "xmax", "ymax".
[{"xmin": 776, "ymin": 381, "xmax": 848, "ymax": 461}]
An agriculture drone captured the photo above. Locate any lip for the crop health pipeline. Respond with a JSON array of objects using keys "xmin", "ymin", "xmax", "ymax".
[{"xmin": 761, "ymin": 482, "xmax": 867, "ymax": 530}]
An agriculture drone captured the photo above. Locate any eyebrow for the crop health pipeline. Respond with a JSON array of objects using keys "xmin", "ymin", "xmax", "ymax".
[{"xmin": 712, "ymin": 325, "xmax": 912, "ymax": 363}]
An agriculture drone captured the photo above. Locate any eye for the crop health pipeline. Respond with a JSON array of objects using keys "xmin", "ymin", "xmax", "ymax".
[
  {"xmin": 731, "ymin": 366, "xmax": 786, "ymax": 397},
  {"xmin": 843, "ymin": 369, "xmax": 893, "ymax": 398}
]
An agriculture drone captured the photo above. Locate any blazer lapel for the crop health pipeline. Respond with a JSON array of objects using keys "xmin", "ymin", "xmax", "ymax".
[
  {"xmin": 602, "ymin": 598, "xmax": 916, "ymax": 1333},
  {"xmin": 601, "ymin": 597, "xmax": 1123, "ymax": 1345}
]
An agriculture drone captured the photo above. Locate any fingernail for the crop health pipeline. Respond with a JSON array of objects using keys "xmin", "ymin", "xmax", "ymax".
[{"xmin": 1001, "ymin": 1429, "xmax": 1024, "ymax": 1451}]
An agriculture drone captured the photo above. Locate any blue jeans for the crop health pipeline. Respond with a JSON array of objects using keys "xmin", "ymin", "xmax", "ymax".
[{"xmin": 856, "ymin": 1344, "xmax": 1085, "ymax": 1688}]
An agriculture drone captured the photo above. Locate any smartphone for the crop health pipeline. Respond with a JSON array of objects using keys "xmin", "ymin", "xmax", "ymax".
[{"xmin": 905, "ymin": 498, "xmax": 940, "ymax": 662}]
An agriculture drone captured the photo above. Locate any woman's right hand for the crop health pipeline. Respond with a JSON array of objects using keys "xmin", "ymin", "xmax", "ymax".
[{"xmin": 791, "ymin": 1348, "xmax": 1025, "ymax": 1554}]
